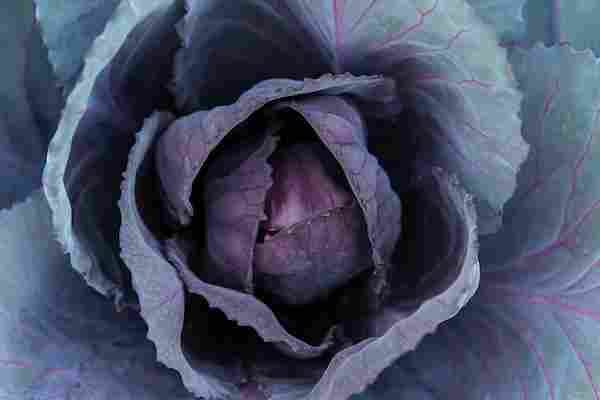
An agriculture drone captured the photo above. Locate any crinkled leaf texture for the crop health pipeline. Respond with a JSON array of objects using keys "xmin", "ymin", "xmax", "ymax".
[
  {"xmin": 173, "ymin": 0, "xmax": 528, "ymax": 234},
  {"xmin": 294, "ymin": 0, "xmax": 529, "ymax": 234},
  {"xmin": 157, "ymin": 75, "xmax": 401, "ymax": 306},
  {"xmin": 0, "ymin": 0, "xmax": 61, "ymax": 209},
  {"xmin": 34, "ymin": 0, "xmax": 120, "ymax": 92},
  {"xmin": 43, "ymin": 0, "xmax": 183, "ymax": 304},
  {"xmin": 156, "ymin": 74, "xmax": 392, "ymax": 227},
  {"xmin": 309, "ymin": 167, "xmax": 480, "ymax": 400},
  {"xmin": 523, "ymin": 0, "xmax": 557, "ymax": 47},
  {"xmin": 360, "ymin": 44, "xmax": 600, "ymax": 400},
  {"xmin": 121, "ymin": 100, "xmax": 479, "ymax": 399},
  {"xmin": 0, "ymin": 190, "xmax": 195, "ymax": 399}
]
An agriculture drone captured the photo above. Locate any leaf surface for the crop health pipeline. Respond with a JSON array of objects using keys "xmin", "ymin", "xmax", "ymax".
[
  {"xmin": 466, "ymin": 0, "xmax": 526, "ymax": 41},
  {"xmin": 361, "ymin": 43, "xmax": 600, "ymax": 400},
  {"xmin": 0, "ymin": 190, "xmax": 196, "ymax": 400},
  {"xmin": 0, "ymin": 0, "xmax": 61, "ymax": 209},
  {"xmin": 43, "ymin": 0, "xmax": 183, "ymax": 303},
  {"xmin": 34, "ymin": 0, "xmax": 120, "ymax": 91},
  {"xmin": 288, "ymin": 0, "xmax": 529, "ymax": 234}
]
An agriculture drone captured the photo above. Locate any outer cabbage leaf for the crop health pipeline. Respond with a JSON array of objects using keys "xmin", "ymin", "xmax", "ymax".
[
  {"xmin": 0, "ymin": 0, "xmax": 61, "ymax": 209},
  {"xmin": 122, "ymin": 112, "xmax": 332, "ymax": 399},
  {"xmin": 523, "ymin": 0, "xmax": 557, "ymax": 47},
  {"xmin": 286, "ymin": 0, "xmax": 529, "ymax": 234},
  {"xmin": 43, "ymin": 0, "xmax": 183, "ymax": 305},
  {"xmin": 277, "ymin": 95, "xmax": 401, "ymax": 271},
  {"xmin": 25, "ymin": 15, "xmax": 64, "ymax": 143},
  {"xmin": 0, "ymin": 190, "xmax": 195, "ymax": 400},
  {"xmin": 120, "ymin": 112, "xmax": 234, "ymax": 399},
  {"xmin": 312, "ymin": 167, "xmax": 479, "ymax": 400},
  {"xmin": 173, "ymin": 0, "xmax": 331, "ymax": 113},
  {"xmin": 34, "ymin": 0, "xmax": 120, "ymax": 92},
  {"xmin": 466, "ymin": 0, "xmax": 526, "ymax": 41},
  {"xmin": 361, "ymin": 43, "xmax": 600, "ymax": 400},
  {"xmin": 556, "ymin": 0, "xmax": 600, "ymax": 57},
  {"xmin": 354, "ymin": 297, "xmax": 571, "ymax": 400},
  {"xmin": 482, "ymin": 43, "xmax": 600, "ymax": 398}
]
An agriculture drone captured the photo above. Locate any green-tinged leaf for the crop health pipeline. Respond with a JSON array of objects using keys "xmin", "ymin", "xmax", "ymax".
[
  {"xmin": 317, "ymin": 167, "xmax": 479, "ymax": 400},
  {"xmin": 482, "ymin": 45, "xmax": 600, "ymax": 399},
  {"xmin": 43, "ymin": 0, "xmax": 182, "ymax": 304},
  {"xmin": 0, "ymin": 190, "xmax": 194, "ymax": 399},
  {"xmin": 156, "ymin": 74, "xmax": 392, "ymax": 226},
  {"xmin": 119, "ymin": 112, "xmax": 234, "ymax": 399},
  {"xmin": 34, "ymin": 0, "xmax": 120, "ymax": 91}
]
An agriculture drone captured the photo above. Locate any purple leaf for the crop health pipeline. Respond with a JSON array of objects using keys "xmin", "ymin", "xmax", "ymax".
[
  {"xmin": 119, "ymin": 112, "xmax": 235, "ymax": 399},
  {"xmin": 43, "ymin": 1, "xmax": 183, "ymax": 304},
  {"xmin": 173, "ymin": 0, "xmax": 330, "ymax": 112},
  {"xmin": 0, "ymin": 0, "xmax": 61, "ymax": 209},
  {"xmin": 254, "ymin": 140, "xmax": 372, "ymax": 306},
  {"xmin": 276, "ymin": 95, "xmax": 401, "ymax": 306},
  {"xmin": 0, "ymin": 190, "xmax": 195, "ymax": 400},
  {"xmin": 255, "ymin": 200, "xmax": 373, "ymax": 306},
  {"xmin": 290, "ymin": 0, "xmax": 528, "ymax": 234},
  {"xmin": 262, "ymin": 142, "xmax": 354, "ymax": 234},
  {"xmin": 199, "ymin": 133, "xmax": 278, "ymax": 292},
  {"xmin": 307, "ymin": 167, "xmax": 479, "ymax": 400},
  {"xmin": 34, "ymin": 0, "xmax": 120, "ymax": 91},
  {"xmin": 155, "ymin": 74, "xmax": 392, "ymax": 227}
]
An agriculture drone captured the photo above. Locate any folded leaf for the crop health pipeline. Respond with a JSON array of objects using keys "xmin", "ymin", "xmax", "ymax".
[
  {"xmin": 292, "ymin": 0, "xmax": 528, "ymax": 234},
  {"xmin": 155, "ymin": 74, "xmax": 393, "ymax": 227},
  {"xmin": 172, "ymin": 0, "xmax": 330, "ymax": 113},
  {"xmin": 524, "ymin": 0, "xmax": 557, "ymax": 46},
  {"xmin": 276, "ymin": 95, "xmax": 402, "ymax": 308},
  {"xmin": 555, "ymin": 0, "xmax": 600, "ymax": 57},
  {"xmin": 481, "ymin": 43, "xmax": 600, "ymax": 399},
  {"xmin": 0, "ymin": 190, "xmax": 195, "ymax": 399},
  {"xmin": 43, "ymin": 0, "xmax": 183, "ymax": 304},
  {"xmin": 466, "ymin": 0, "xmax": 526, "ymax": 41},
  {"xmin": 199, "ymin": 133, "xmax": 278, "ymax": 293},
  {"xmin": 120, "ymin": 112, "xmax": 234, "ymax": 399}
]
